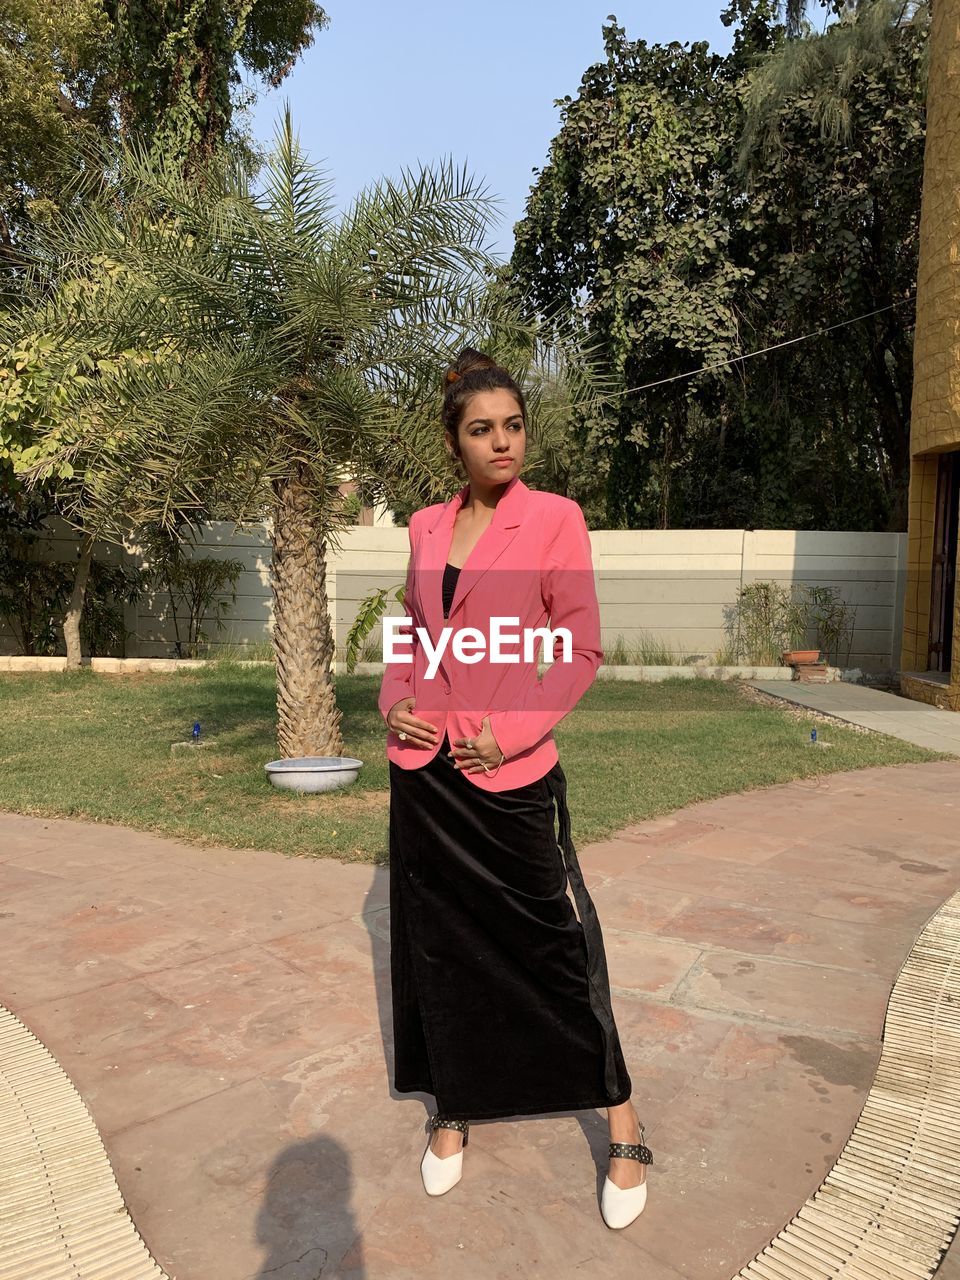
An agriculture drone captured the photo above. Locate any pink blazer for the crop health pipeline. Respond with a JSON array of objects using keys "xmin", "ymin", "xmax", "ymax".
[{"xmin": 377, "ymin": 474, "xmax": 603, "ymax": 790}]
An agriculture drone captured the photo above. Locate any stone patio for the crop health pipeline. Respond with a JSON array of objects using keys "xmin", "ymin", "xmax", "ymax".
[{"xmin": 2, "ymin": 754, "xmax": 960, "ymax": 1278}]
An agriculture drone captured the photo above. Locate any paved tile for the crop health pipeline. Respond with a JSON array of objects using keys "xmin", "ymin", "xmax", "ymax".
[
  {"xmin": 675, "ymin": 949, "xmax": 892, "ymax": 1038},
  {"xmin": 748, "ymin": 680, "xmax": 960, "ymax": 755},
  {"xmin": 2, "ymin": 753, "xmax": 960, "ymax": 1278}
]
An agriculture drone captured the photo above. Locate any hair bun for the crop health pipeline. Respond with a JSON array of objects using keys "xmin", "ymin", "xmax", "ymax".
[{"xmin": 443, "ymin": 347, "xmax": 499, "ymax": 391}]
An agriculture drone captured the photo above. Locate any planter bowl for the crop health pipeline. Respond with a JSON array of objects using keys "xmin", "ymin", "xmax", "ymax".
[
  {"xmin": 265, "ymin": 755, "xmax": 363, "ymax": 793},
  {"xmin": 782, "ymin": 649, "xmax": 822, "ymax": 665}
]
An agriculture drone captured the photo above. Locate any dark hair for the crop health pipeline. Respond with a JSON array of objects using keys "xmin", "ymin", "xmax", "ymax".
[{"xmin": 441, "ymin": 347, "xmax": 527, "ymax": 461}]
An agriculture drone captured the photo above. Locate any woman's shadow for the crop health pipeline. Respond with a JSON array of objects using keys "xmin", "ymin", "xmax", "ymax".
[
  {"xmin": 254, "ymin": 1133, "xmax": 365, "ymax": 1278},
  {"xmin": 250, "ymin": 862, "xmax": 401, "ymax": 1279}
]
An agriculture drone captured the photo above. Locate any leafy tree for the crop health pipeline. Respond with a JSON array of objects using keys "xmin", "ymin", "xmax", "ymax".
[
  {"xmin": 508, "ymin": 4, "xmax": 926, "ymax": 531},
  {"xmin": 1, "ymin": 0, "xmax": 329, "ymax": 257},
  {"xmin": 0, "ymin": 0, "xmax": 114, "ymax": 262},
  {"xmin": 0, "ymin": 330, "xmax": 121, "ymax": 660},
  {"xmin": 728, "ymin": 0, "xmax": 927, "ymax": 531},
  {"xmin": 108, "ymin": 0, "xmax": 329, "ymax": 172},
  {"xmin": 0, "ymin": 488, "xmax": 70, "ymax": 654},
  {"xmin": 0, "ymin": 486, "xmax": 146, "ymax": 656},
  {"xmin": 512, "ymin": 20, "xmax": 753, "ymax": 528}
]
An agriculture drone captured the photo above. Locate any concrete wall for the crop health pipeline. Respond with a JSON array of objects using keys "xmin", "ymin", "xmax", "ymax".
[
  {"xmin": 2, "ymin": 518, "xmax": 905, "ymax": 671},
  {"xmin": 0, "ymin": 517, "xmax": 276, "ymax": 658}
]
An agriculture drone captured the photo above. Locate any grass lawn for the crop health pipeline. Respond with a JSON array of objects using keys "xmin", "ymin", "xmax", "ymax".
[{"xmin": 0, "ymin": 663, "xmax": 947, "ymax": 864}]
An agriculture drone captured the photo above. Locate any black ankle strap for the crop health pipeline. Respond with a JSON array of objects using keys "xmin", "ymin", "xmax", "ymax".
[
  {"xmin": 609, "ymin": 1140, "xmax": 653, "ymax": 1164},
  {"xmin": 430, "ymin": 1114, "xmax": 469, "ymax": 1134}
]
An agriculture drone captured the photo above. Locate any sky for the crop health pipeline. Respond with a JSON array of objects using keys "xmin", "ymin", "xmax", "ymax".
[{"xmin": 245, "ymin": 2, "xmax": 735, "ymax": 262}]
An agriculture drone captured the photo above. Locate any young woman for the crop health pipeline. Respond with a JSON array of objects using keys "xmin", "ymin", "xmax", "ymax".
[{"xmin": 378, "ymin": 348, "xmax": 652, "ymax": 1229}]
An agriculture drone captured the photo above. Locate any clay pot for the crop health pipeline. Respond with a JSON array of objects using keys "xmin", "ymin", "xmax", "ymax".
[{"xmin": 781, "ymin": 649, "xmax": 822, "ymax": 665}]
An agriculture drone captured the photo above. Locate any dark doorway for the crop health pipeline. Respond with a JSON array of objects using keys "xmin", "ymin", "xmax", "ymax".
[{"xmin": 928, "ymin": 450, "xmax": 960, "ymax": 673}]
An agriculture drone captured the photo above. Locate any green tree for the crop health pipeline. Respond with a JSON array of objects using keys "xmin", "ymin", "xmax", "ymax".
[
  {"xmin": 508, "ymin": 5, "xmax": 926, "ymax": 531},
  {"xmin": 0, "ymin": 0, "xmax": 113, "ymax": 263},
  {"xmin": 0, "ymin": 330, "xmax": 127, "ymax": 660},
  {"xmin": 512, "ymin": 21, "xmax": 752, "ymax": 528},
  {"xmin": 1, "ymin": 0, "xmax": 328, "ymax": 258},
  {"xmin": 728, "ymin": 0, "xmax": 927, "ymax": 531},
  {"xmin": 108, "ymin": 0, "xmax": 329, "ymax": 171}
]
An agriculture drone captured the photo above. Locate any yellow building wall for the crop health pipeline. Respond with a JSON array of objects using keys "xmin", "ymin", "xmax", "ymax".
[
  {"xmin": 899, "ymin": 0, "xmax": 960, "ymax": 705},
  {"xmin": 900, "ymin": 457, "xmax": 939, "ymax": 672}
]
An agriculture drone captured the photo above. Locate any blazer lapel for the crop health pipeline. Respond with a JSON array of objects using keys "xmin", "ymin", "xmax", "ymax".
[
  {"xmin": 448, "ymin": 475, "xmax": 526, "ymax": 620},
  {"xmin": 421, "ymin": 474, "xmax": 529, "ymax": 647}
]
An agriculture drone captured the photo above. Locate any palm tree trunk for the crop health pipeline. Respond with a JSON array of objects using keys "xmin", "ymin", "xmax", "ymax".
[
  {"xmin": 271, "ymin": 465, "xmax": 344, "ymax": 758},
  {"xmin": 63, "ymin": 533, "xmax": 94, "ymax": 668}
]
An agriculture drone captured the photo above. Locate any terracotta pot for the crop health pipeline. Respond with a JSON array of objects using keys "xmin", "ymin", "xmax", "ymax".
[{"xmin": 782, "ymin": 649, "xmax": 821, "ymax": 665}]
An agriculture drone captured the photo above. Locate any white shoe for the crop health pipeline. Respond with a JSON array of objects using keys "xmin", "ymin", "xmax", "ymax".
[
  {"xmin": 420, "ymin": 1114, "xmax": 469, "ymax": 1196},
  {"xmin": 600, "ymin": 1128, "xmax": 653, "ymax": 1229}
]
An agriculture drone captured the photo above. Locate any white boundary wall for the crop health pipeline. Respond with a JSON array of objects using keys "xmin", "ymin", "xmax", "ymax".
[{"xmin": 2, "ymin": 519, "xmax": 908, "ymax": 672}]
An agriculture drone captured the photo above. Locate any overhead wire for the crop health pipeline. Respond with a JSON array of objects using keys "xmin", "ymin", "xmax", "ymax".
[{"xmin": 589, "ymin": 293, "xmax": 917, "ymax": 408}]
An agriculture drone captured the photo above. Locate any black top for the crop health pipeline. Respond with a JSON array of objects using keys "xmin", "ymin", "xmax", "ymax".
[{"xmin": 442, "ymin": 561, "xmax": 461, "ymax": 619}]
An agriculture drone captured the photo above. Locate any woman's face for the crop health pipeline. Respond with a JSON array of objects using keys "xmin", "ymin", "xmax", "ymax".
[{"xmin": 446, "ymin": 388, "xmax": 526, "ymax": 488}]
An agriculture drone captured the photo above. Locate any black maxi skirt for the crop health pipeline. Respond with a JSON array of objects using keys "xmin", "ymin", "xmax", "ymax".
[{"xmin": 388, "ymin": 729, "xmax": 633, "ymax": 1121}]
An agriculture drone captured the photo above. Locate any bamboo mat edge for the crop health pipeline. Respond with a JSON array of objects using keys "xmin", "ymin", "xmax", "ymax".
[
  {"xmin": 735, "ymin": 890, "xmax": 960, "ymax": 1280},
  {"xmin": 0, "ymin": 1003, "xmax": 170, "ymax": 1279}
]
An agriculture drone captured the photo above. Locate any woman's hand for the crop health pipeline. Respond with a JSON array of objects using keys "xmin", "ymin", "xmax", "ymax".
[
  {"xmin": 386, "ymin": 697, "xmax": 438, "ymax": 749},
  {"xmin": 449, "ymin": 716, "xmax": 505, "ymax": 773}
]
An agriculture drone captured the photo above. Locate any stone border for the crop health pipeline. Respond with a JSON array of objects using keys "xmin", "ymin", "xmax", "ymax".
[
  {"xmin": 0, "ymin": 656, "xmax": 273, "ymax": 673},
  {"xmin": 0, "ymin": 655, "xmax": 804, "ymax": 681}
]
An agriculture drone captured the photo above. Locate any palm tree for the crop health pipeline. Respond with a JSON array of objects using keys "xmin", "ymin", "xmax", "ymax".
[{"xmin": 7, "ymin": 111, "xmax": 612, "ymax": 756}]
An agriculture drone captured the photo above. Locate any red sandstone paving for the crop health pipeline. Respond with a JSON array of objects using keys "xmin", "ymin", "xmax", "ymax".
[
  {"xmin": 2, "ymin": 757, "xmax": 960, "ymax": 1278},
  {"xmin": 591, "ymin": 880, "xmax": 920, "ymax": 972},
  {"xmin": 675, "ymin": 950, "xmax": 893, "ymax": 1037}
]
